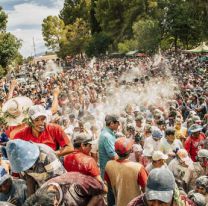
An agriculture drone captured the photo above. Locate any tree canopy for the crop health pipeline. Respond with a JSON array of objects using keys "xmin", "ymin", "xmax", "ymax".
[
  {"xmin": 0, "ymin": 7, "xmax": 22, "ymax": 75},
  {"xmin": 42, "ymin": 0, "xmax": 208, "ymax": 57}
]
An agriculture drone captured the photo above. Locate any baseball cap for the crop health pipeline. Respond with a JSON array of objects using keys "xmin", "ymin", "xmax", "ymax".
[
  {"xmin": 0, "ymin": 166, "xmax": 11, "ymax": 185},
  {"xmin": 135, "ymin": 115, "xmax": 144, "ymax": 121},
  {"xmin": 28, "ymin": 105, "xmax": 47, "ymax": 120},
  {"xmin": 152, "ymin": 129, "xmax": 163, "ymax": 139},
  {"xmin": 197, "ymin": 149, "xmax": 208, "ymax": 159},
  {"xmin": 146, "ymin": 168, "xmax": 175, "ymax": 203},
  {"xmin": 152, "ymin": 151, "xmax": 168, "ymax": 161},
  {"xmin": 73, "ymin": 133, "xmax": 95, "ymax": 145},
  {"xmin": 115, "ymin": 137, "xmax": 134, "ymax": 156}
]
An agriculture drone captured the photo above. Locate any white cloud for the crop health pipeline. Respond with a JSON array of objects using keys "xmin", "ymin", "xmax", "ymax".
[
  {"xmin": 11, "ymin": 28, "xmax": 46, "ymax": 57},
  {"xmin": 6, "ymin": 1, "xmax": 64, "ymax": 57}
]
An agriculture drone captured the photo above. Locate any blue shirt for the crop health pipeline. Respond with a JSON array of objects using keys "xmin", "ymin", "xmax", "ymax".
[{"xmin": 98, "ymin": 127, "xmax": 117, "ymax": 178}]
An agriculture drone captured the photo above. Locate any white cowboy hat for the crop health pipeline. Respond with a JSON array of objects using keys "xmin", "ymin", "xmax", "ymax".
[{"xmin": 2, "ymin": 96, "xmax": 33, "ymax": 126}]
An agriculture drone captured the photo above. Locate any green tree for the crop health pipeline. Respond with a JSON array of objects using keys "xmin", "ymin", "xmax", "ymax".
[
  {"xmin": 0, "ymin": 32, "xmax": 22, "ymax": 68},
  {"xmin": 42, "ymin": 16, "xmax": 67, "ymax": 51},
  {"xmin": 96, "ymin": 0, "xmax": 142, "ymax": 43},
  {"xmin": 58, "ymin": 18, "xmax": 91, "ymax": 58},
  {"xmin": 0, "ymin": 7, "xmax": 7, "ymax": 31},
  {"xmin": 60, "ymin": 0, "xmax": 90, "ymax": 25},
  {"xmin": 85, "ymin": 32, "xmax": 111, "ymax": 57},
  {"xmin": 90, "ymin": 0, "xmax": 101, "ymax": 34},
  {"xmin": 133, "ymin": 18, "xmax": 161, "ymax": 54},
  {"xmin": 118, "ymin": 39, "xmax": 137, "ymax": 53},
  {"xmin": 165, "ymin": 0, "xmax": 202, "ymax": 49}
]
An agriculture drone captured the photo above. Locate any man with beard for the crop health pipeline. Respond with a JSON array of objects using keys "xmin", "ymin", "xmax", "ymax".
[{"xmin": 14, "ymin": 105, "xmax": 73, "ymax": 157}]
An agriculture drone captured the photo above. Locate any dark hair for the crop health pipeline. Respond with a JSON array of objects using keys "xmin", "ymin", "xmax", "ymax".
[
  {"xmin": 116, "ymin": 150, "xmax": 131, "ymax": 158},
  {"xmin": 23, "ymin": 191, "xmax": 57, "ymax": 206},
  {"xmin": 165, "ymin": 128, "xmax": 175, "ymax": 136},
  {"xmin": 73, "ymin": 142, "xmax": 81, "ymax": 148}
]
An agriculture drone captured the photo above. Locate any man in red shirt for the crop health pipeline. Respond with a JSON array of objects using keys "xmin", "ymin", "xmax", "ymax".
[
  {"xmin": 14, "ymin": 105, "xmax": 73, "ymax": 157},
  {"xmin": 185, "ymin": 124, "xmax": 205, "ymax": 162},
  {"xmin": 64, "ymin": 133, "xmax": 106, "ymax": 190}
]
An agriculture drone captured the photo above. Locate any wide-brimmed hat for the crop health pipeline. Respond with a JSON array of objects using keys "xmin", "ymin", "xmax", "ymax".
[
  {"xmin": 189, "ymin": 124, "xmax": 202, "ymax": 133},
  {"xmin": 0, "ymin": 166, "xmax": 11, "ymax": 185},
  {"xmin": 2, "ymin": 96, "xmax": 33, "ymax": 126},
  {"xmin": 6, "ymin": 140, "xmax": 40, "ymax": 173},
  {"xmin": 146, "ymin": 168, "xmax": 175, "ymax": 203}
]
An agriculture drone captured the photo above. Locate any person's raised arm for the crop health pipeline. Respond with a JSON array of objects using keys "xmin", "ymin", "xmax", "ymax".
[
  {"xmin": 50, "ymin": 87, "xmax": 60, "ymax": 115},
  {"xmin": 7, "ymin": 79, "xmax": 18, "ymax": 100}
]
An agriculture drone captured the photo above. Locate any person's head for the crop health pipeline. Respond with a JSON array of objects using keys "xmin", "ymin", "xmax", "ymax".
[
  {"xmin": 0, "ymin": 167, "xmax": 12, "ymax": 194},
  {"xmin": 176, "ymin": 149, "xmax": 193, "ymax": 168},
  {"xmin": 195, "ymin": 176, "xmax": 208, "ymax": 195},
  {"xmin": 189, "ymin": 124, "xmax": 202, "ymax": 138},
  {"xmin": 152, "ymin": 129, "xmax": 163, "ymax": 142},
  {"xmin": 69, "ymin": 113, "xmax": 75, "ymax": 121},
  {"xmin": 6, "ymin": 140, "xmax": 40, "ymax": 173},
  {"xmin": 115, "ymin": 137, "xmax": 134, "ymax": 159},
  {"xmin": 145, "ymin": 168, "xmax": 175, "ymax": 206},
  {"xmin": 152, "ymin": 151, "xmax": 168, "ymax": 169},
  {"xmin": 165, "ymin": 128, "xmax": 175, "ymax": 144},
  {"xmin": 157, "ymin": 120, "xmax": 166, "ymax": 131},
  {"xmin": 23, "ymin": 189, "xmax": 58, "ymax": 206},
  {"xmin": 2, "ymin": 96, "xmax": 33, "ymax": 127},
  {"xmin": 197, "ymin": 149, "xmax": 208, "ymax": 167},
  {"xmin": 73, "ymin": 133, "xmax": 94, "ymax": 155},
  {"xmin": 188, "ymin": 192, "xmax": 206, "ymax": 206},
  {"xmin": 105, "ymin": 114, "xmax": 120, "ymax": 131},
  {"xmin": 135, "ymin": 115, "xmax": 143, "ymax": 127},
  {"xmin": 126, "ymin": 124, "xmax": 135, "ymax": 137},
  {"xmin": 174, "ymin": 118, "xmax": 182, "ymax": 130},
  {"xmin": 28, "ymin": 105, "xmax": 47, "ymax": 133}
]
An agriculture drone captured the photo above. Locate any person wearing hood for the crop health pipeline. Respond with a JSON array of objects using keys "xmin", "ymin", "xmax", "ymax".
[
  {"xmin": 0, "ymin": 166, "xmax": 27, "ymax": 206},
  {"xmin": 6, "ymin": 140, "xmax": 66, "ymax": 196}
]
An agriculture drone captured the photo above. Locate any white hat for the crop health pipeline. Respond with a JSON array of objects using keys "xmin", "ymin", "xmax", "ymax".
[
  {"xmin": 152, "ymin": 151, "xmax": 168, "ymax": 161},
  {"xmin": 132, "ymin": 144, "xmax": 143, "ymax": 153},
  {"xmin": 2, "ymin": 96, "xmax": 33, "ymax": 126},
  {"xmin": 28, "ymin": 105, "xmax": 47, "ymax": 120}
]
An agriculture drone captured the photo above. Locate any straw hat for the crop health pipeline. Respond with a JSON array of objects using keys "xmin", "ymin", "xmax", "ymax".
[{"xmin": 2, "ymin": 96, "xmax": 33, "ymax": 126}]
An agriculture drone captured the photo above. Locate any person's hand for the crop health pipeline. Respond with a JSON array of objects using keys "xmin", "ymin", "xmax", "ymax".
[
  {"xmin": 8, "ymin": 197, "xmax": 17, "ymax": 205},
  {"xmin": 53, "ymin": 86, "xmax": 60, "ymax": 97}
]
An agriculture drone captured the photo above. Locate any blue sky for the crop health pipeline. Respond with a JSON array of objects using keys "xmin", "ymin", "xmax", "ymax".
[{"xmin": 0, "ymin": 0, "xmax": 64, "ymax": 57}]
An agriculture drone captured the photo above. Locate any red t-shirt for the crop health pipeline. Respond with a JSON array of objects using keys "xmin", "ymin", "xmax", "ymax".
[
  {"xmin": 13, "ymin": 124, "xmax": 69, "ymax": 150},
  {"xmin": 184, "ymin": 133, "xmax": 205, "ymax": 162},
  {"xmin": 64, "ymin": 150, "xmax": 100, "ymax": 177}
]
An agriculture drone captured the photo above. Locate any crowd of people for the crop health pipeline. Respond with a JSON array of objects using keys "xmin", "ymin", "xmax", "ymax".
[{"xmin": 0, "ymin": 51, "xmax": 207, "ymax": 206}]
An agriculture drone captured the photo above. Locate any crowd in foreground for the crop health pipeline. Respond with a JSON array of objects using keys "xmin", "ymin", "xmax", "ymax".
[{"xmin": 0, "ymin": 52, "xmax": 207, "ymax": 206}]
